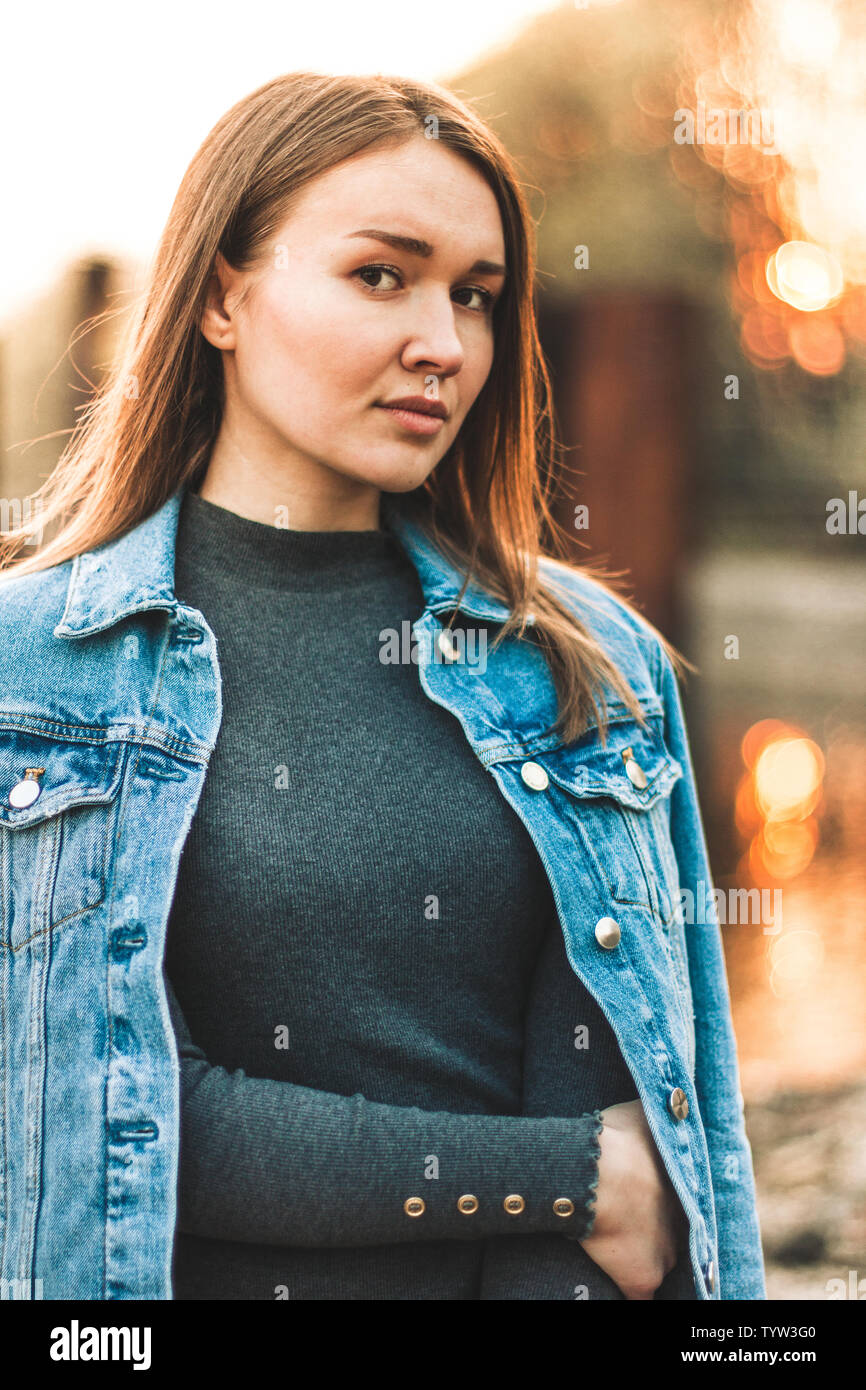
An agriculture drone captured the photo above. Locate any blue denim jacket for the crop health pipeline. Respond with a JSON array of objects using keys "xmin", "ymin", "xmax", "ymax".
[{"xmin": 0, "ymin": 483, "xmax": 765, "ymax": 1301}]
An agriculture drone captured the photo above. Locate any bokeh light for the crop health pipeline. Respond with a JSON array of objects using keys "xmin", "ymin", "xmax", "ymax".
[
  {"xmin": 736, "ymin": 721, "xmax": 825, "ymax": 882},
  {"xmin": 768, "ymin": 241, "xmax": 844, "ymax": 313},
  {"xmin": 676, "ymin": 0, "xmax": 866, "ymax": 374}
]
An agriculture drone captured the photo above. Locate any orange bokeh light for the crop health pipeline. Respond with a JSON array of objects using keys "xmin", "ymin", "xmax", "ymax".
[
  {"xmin": 737, "ymin": 721, "xmax": 825, "ymax": 884},
  {"xmin": 754, "ymin": 736, "xmax": 825, "ymax": 822},
  {"xmin": 788, "ymin": 317, "xmax": 847, "ymax": 375}
]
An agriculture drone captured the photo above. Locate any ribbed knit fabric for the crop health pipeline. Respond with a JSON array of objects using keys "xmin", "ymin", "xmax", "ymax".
[{"xmin": 163, "ymin": 488, "xmax": 661, "ymax": 1301}]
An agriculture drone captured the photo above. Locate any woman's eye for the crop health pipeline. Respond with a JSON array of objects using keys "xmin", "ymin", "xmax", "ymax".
[
  {"xmin": 453, "ymin": 285, "xmax": 495, "ymax": 313},
  {"xmin": 355, "ymin": 263, "xmax": 403, "ymax": 292},
  {"xmin": 353, "ymin": 264, "xmax": 495, "ymax": 313}
]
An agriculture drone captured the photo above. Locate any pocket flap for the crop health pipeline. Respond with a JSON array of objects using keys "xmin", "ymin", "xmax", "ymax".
[
  {"xmin": 534, "ymin": 722, "xmax": 683, "ymax": 810},
  {"xmin": 0, "ymin": 726, "xmax": 126, "ymax": 828}
]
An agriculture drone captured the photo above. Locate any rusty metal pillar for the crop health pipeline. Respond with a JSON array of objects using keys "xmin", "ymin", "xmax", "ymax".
[{"xmin": 540, "ymin": 292, "xmax": 702, "ymax": 640}]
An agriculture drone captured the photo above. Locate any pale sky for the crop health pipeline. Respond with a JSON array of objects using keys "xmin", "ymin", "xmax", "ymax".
[{"xmin": 0, "ymin": 0, "xmax": 576, "ymax": 325}]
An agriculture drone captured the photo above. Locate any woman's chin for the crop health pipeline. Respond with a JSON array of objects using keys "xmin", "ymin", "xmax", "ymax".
[{"xmin": 338, "ymin": 458, "xmax": 441, "ymax": 496}]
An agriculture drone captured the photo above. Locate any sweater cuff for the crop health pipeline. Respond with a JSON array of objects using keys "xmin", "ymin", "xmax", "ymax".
[{"xmin": 324, "ymin": 1102, "xmax": 606, "ymax": 1246}]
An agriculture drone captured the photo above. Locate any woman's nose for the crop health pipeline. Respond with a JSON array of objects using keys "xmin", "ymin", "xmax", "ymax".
[{"xmin": 400, "ymin": 293, "xmax": 466, "ymax": 376}]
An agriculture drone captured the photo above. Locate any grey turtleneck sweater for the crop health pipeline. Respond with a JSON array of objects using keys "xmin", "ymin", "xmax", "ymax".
[{"xmin": 164, "ymin": 487, "xmax": 652, "ymax": 1301}]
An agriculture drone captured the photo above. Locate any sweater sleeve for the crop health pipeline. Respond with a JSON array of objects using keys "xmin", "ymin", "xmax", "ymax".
[
  {"xmin": 478, "ymin": 904, "xmax": 637, "ymax": 1299},
  {"xmin": 165, "ymin": 971, "xmax": 605, "ymax": 1249}
]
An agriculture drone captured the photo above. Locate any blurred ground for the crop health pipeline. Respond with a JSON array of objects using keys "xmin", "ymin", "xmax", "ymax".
[{"xmin": 747, "ymin": 1080, "xmax": 866, "ymax": 1301}]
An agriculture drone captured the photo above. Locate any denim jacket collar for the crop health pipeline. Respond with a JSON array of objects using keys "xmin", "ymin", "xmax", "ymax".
[{"xmin": 55, "ymin": 485, "xmax": 514, "ymax": 640}]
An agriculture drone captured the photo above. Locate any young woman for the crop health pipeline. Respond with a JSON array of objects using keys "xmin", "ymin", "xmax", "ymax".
[{"xmin": 0, "ymin": 71, "xmax": 764, "ymax": 1302}]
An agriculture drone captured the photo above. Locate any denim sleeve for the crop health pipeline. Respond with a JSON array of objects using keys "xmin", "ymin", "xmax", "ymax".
[
  {"xmin": 164, "ymin": 972, "xmax": 604, "ymax": 1248},
  {"xmin": 653, "ymin": 642, "xmax": 767, "ymax": 1299}
]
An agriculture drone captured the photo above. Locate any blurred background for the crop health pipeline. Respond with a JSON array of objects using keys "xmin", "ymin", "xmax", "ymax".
[{"xmin": 1, "ymin": 0, "xmax": 863, "ymax": 1299}]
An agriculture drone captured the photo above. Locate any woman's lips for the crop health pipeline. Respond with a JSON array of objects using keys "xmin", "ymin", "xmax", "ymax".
[{"xmin": 375, "ymin": 405, "xmax": 446, "ymax": 436}]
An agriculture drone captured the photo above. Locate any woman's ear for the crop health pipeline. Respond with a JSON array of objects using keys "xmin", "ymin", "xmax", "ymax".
[{"xmin": 200, "ymin": 251, "xmax": 243, "ymax": 351}]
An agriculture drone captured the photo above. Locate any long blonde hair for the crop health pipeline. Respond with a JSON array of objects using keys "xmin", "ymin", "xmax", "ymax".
[{"xmin": 0, "ymin": 70, "xmax": 688, "ymax": 743}]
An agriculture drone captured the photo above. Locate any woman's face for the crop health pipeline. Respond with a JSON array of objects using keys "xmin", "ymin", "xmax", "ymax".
[{"xmin": 201, "ymin": 134, "xmax": 507, "ymax": 505}]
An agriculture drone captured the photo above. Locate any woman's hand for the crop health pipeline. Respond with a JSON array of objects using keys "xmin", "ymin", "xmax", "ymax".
[{"xmin": 577, "ymin": 1098, "xmax": 688, "ymax": 1300}]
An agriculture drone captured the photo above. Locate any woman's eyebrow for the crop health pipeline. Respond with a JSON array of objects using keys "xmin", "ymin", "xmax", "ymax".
[{"xmin": 345, "ymin": 228, "xmax": 506, "ymax": 277}]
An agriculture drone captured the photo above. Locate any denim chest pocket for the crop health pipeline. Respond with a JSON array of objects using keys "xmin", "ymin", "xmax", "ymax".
[
  {"xmin": 531, "ymin": 718, "xmax": 694, "ymax": 1050},
  {"xmin": 0, "ymin": 726, "xmax": 127, "ymax": 953},
  {"xmin": 537, "ymin": 719, "xmax": 683, "ymax": 916}
]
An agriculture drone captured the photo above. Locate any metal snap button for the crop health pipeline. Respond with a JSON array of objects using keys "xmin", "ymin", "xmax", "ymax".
[
  {"xmin": 520, "ymin": 761, "xmax": 549, "ymax": 791},
  {"xmin": 621, "ymin": 747, "xmax": 648, "ymax": 789},
  {"xmin": 9, "ymin": 768, "xmax": 45, "ymax": 808},
  {"xmin": 457, "ymin": 1194, "xmax": 479, "ymax": 1215},
  {"xmin": 668, "ymin": 1087, "xmax": 690, "ymax": 1121},
  {"xmin": 594, "ymin": 916, "xmax": 621, "ymax": 949},
  {"xmin": 436, "ymin": 630, "xmax": 459, "ymax": 662},
  {"xmin": 503, "ymin": 1194, "xmax": 525, "ymax": 1215},
  {"xmin": 706, "ymin": 1259, "xmax": 715, "ymax": 1294}
]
